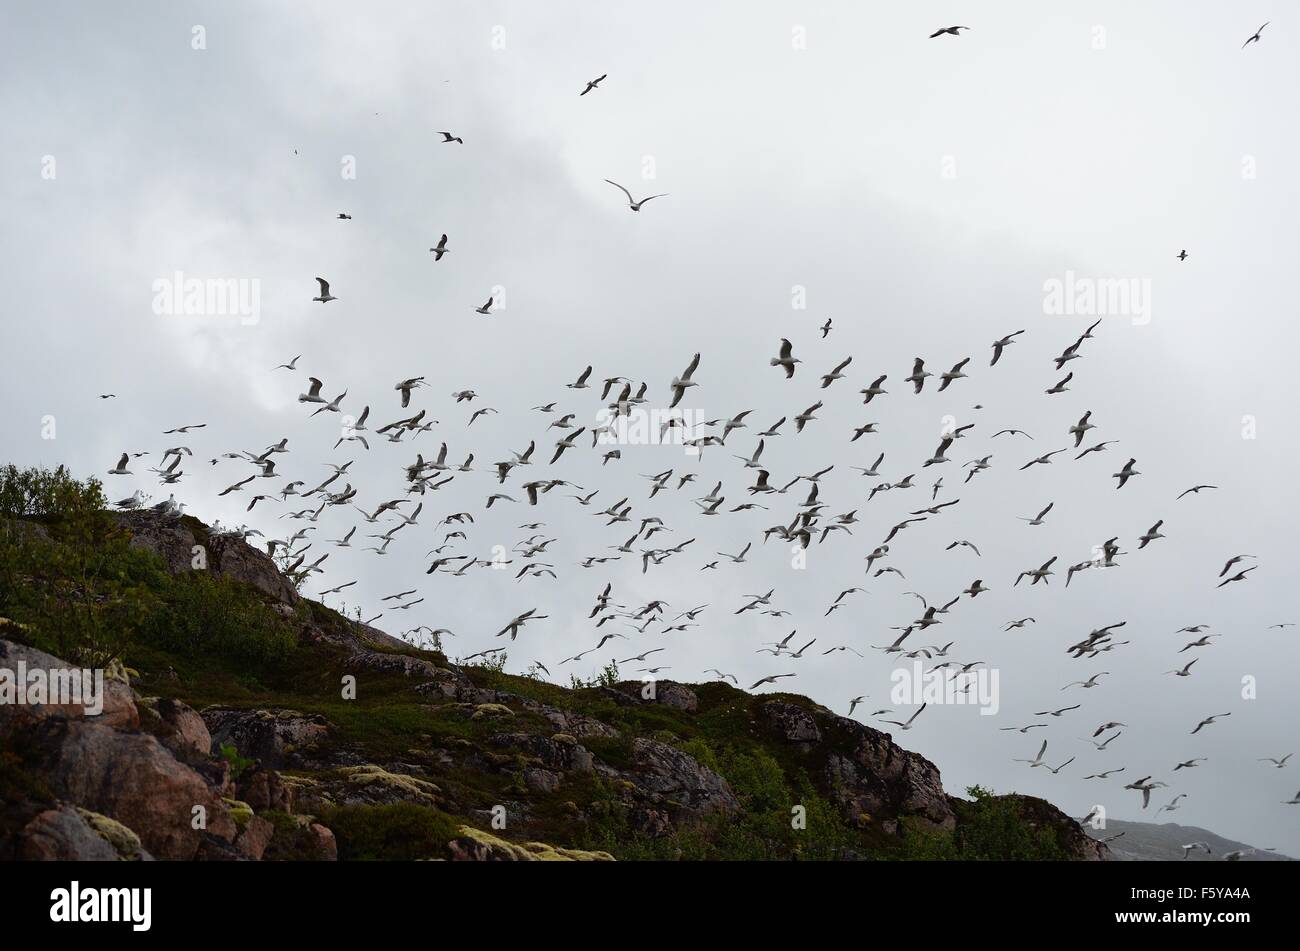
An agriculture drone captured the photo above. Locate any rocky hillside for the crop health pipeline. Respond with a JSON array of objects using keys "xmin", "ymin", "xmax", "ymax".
[
  {"xmin": 1086, "ymin": 819, "xmax": 1292, "ymax": 862},
  {"xmin": 0, "ymin": 506, "xmax": 1106, "ymax": 861}
]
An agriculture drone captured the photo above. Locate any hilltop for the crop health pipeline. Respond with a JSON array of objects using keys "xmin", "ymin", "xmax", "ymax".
[{"xmin": 0, "ymin": 466, "xmax": 1104, "ymax": 860}]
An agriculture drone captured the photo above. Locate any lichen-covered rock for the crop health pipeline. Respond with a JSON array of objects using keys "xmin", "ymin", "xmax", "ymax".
[
  {"xmin": 490, "ymin": 732, "xmax": 594, "ymax": 774},
  {"xmin": 599, "ymin": 738, "xmax": 738, "ymax": 821},
  {"xmin": 201, "ymin": 707, "xmax": 331, "ymax": 769},
  {"xmin": 16, "ymin": 805, "xmax": 152, "ymax": 861},
  {"xmin": 613, "ymin": 680, "xmax": 699, "ymax": 713},
  {"xmin": 470, "ymin": 702, "xmax": 514, "ymax": 720},
  {"xmin": 22, "ymin": 717, "xmax": 237, "ymax": 859},
  {"xmin": 0, "ymin": 639, "xmax": 139, "ymax": 731},
  {"xmin": 333, "ymin": 764, "xmax": 442, "ymax": 806},
  {"xmin": 445, "ymin": 826, "xmax": 614, "ymax": 862},
  {"xmin": 761, "ymin": 701, "xmax": 822, "ymax": 744}
]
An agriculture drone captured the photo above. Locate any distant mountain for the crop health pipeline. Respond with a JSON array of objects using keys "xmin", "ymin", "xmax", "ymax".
[{"xmin": 1087, "ymin": 818, "xmax": 1292, "ymax": 861}]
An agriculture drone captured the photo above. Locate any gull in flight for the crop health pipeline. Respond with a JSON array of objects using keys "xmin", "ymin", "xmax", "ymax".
[
  {"xmin": 1014, "ymin": 740, "xmax": 1050, "ymax": 768},
  {"xmin": 1242, "ymin": 22, "xmax": 1268, "ymax": 48},
  {"xmin": 1124, "ymin": 776, "xmax": 1168, "ymax": 809},
  {"xmin": 429, "ymin": 234, "xmax": 450, "ymax": 260},
  {"xmin": 1177, "ymin": 249, "xmax": 1188, "ymax": 260},
  {"xmin": 1190, "ymin": 712, "xmax": 1231, "ymax": 734},
  {"xmin": 770, "ymin": 338, "xmax": 800, "ymax": 378},
  {"xmin": 274, "ymin": 355, "xmax": 301, "ymax": 371},
  {"xmin": 937, "ymin": 358, "xmax": 970, "ymax": 391},
  {"xmin": 930, "ymin": 26, "xmax": 971, "ymax": 38},
  {"xmin": 1177, "ymin": 484, "xmax": 1217, "ymax": 499},
  {"xmin": 1137, "ymin": 521, "xmax": 1165, "ymax": 549},
  {"xmin": 1259, "ymin": 754, "xmax": 1293, "ymax": 769},
  {"xmin": 749, "ymin": 673, "xmax": 797, "ymax": 690},
  {"xmin": 438, "ymin": 131, "xmax": 463, "ymax": 144},
  {"xmin": 820, "ymin": 356, "xmax": 853, "ymax": 389},
  {"xmin": 990, "ymin": 330, "xmax": 1024, "ymax": 366},
  {"xmin": 669, "ymin": 353, "xmax": 701, "ymax": 408},
  {"xmin": 1217, "ymin": 565, "xmax": 1257, "ymax": 588},
  {"xmin": 474, "ymin": 296, "xmax": 494, "ymax": 315},
  {"xmin": 312, "ymin": 277, "xmax": 338, "ymax": 302},
  {"xmin": 860, "ymin": 375, "xmax": 888, "ymax": 403},
  {"xmin": 1018, "ymin": 501, "xmax": 1054, "ymax": 525},
  {"xmin": 107, "ymin": 453, "xmax": 133, "ymax": 475},
  {"xmin": 604, "ymin": 179, "xmax": 668, "ymax": 211},
  {"xmin": 881, "ymin": 703, "xmax": 928, "ymax": 732},
  {"xmin": 1112, "ymin": 458, "xmax": 1140, "ymax": 489},
  {"xmin": 580, "ymin": 73, "xmax": 606, "ymax": 95},
  {"xmin": 905, "ymin": 358, "xmax": 932, "ymax": 394}
]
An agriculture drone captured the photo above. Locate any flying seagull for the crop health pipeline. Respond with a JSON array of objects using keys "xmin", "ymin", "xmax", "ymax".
[
  {"xmin": 930, "ymin": 26, "xmax": 971, "ymax": 38},
  {"xmin": 604, "ymin": 179, "xmax": 668, "ymax": 211},
  {"xmin": 1242, "ymin": 22, "xmax": 1268, "ymax": 48},
  {"xmin": 312, "ymin": 277, "xmax": 337, "ymax": 302},
  {"xmin": 580, "ymin": 73, "xmax": 607, "ymax": 95}
]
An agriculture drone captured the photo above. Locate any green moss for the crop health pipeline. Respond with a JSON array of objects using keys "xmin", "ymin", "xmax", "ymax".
[{"xmin": 320, "ymin": 803, "xmax": 460, "ymax": 861}]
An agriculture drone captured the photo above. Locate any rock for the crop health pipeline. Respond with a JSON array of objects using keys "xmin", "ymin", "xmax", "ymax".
[
  {"xmin": 149, "ymin": 697, "xmax": 211, "ymax": 762},
  {"xmin": 601, "ymin": 738, "xmax": 738, "ymax": 821},
  {"xmin": 309, "ymin": 822, "xmax": 338, "ymax": 861},
  {"xmin": 202, "ymin": 707, "xmax": 331, "ymax": 769},
  {"xmin": 760, "ymin": 701, "xmax": 822, "ymax": 744},
  {"xmin": 489, "ymin": 733, "xmax": 594, "ymax": 774},
  {"xmin": 236, "ymin": 765, "xmax": 293, "ymax": 813},
  {"xmin": 16, "ymin": 806, "xmax": 152, "ymax": 861},
  {"xmin": 233, "ymin": 815, "xmax": 275, "ymax": 861},
  {"xmin": 820, "ymin": 715, "xmax": 955, "ymax": 830},
  {"xmin": 23, "ymin": 718, "xmax": 237, "ymax": 859},
  {"xmin": 612, "ymin": 680, "xmax": 699, "ymax": 713},
  {"xmin": 0, "ymin": 639, "xmax": 138, "ymax": 731},
  {"xmin": 331, "ymin": 764, "xmax": 442, "ymax": 806}
]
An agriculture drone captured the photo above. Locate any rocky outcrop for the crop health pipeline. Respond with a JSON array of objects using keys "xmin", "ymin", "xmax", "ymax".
[
  {"xmin": 201, "ymin": 707, "xmax": 332, "ymax": 769},
  {"xmin": 115, "ymin": 511, "xmax": 301, "ymax": 606}
]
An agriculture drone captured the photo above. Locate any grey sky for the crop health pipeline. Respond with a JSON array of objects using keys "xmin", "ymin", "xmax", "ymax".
[{"xmin": 3, "ymin": 2, "xmax": 1298, "ymax": 853}]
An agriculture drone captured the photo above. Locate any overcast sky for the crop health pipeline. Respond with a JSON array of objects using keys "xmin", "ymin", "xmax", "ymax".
[{"xmin": 3, "ymin": 1, "xmax": 1298, "ymax": 854}]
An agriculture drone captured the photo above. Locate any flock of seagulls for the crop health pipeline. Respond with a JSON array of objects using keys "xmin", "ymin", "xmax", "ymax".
[{"xmin": 87, "ymin": 20, "xmax": 1295, "ymax": 860}]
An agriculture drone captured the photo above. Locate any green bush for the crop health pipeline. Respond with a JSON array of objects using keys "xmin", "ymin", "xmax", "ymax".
[{"xmin": 321, "ymin": 803, "xmax": 460, "ymax": 860}]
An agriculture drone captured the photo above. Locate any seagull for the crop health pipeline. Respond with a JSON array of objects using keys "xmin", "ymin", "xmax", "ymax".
[
  {"xmin": 1112, "ymin": 458, "xmax": 1140, "ymax": 489},
  {"xmin": 1191, "ymin": 712, "xmax": 1231, "ymax": 734},
  {"xmin": 859, "ymin": 375, "xmax": 888, "ymax": 403},
  {"xmin": 904, "ymin": 357, "xmax": 932, "ymax": 394},
  {"xmin": 1217, "ymin": 566, "xmax": 1257, "ymax": 588},
  {"xmin": 312, "ymin": 277, "xmax": 337, "ymax": 302},
  {"xmin": 1242, "ymin": 22, "xmax": 1268, "ymax": 48},
  {"xmin": 1137, "ymin": 521, "xmax": 1165, "ymax": 549},
  {"xmin": 474, "ymin": 296, "xmax": 494, "ymax": 315},
  {"xmin": 274, "ymin": 355, "xmax": 302, "ymax": 371},
  {"xmin": 1165, "ymin": 659, "xmax": 1198, "ymax": 677},
  {"xmin": 1124, "ymin": 776, "xmax": 1169, "ymax": 809},
  {"xmin": 429, "ymin": 234, "xmax": 450, "ymax": 260},
  {"xmin": 930, "ymin": 26, "xmax": 971, "ymax": 38},
  {"xmin": 106, "ymin": 453, "xmax": 133, "ymax": 475},
  {"xmin": 820, "ymin": 356, "xmax": 853, "ymax": 389},
  {"xmin": 937, "ymin": 358, "xmax": 970, "ymax": 391},
  {"xmin": 1259, "ymin": 754, "xmax": 1293, "ymax": 769},
  {"xmin": 1068, "ymin": 411, "xmax": 1095, "ymax": 447},
  {"xmin": 881, "ymin": 703, "xmax": 928, "ymax": 731},
  {"xmin": 604, "ymin": 179, "xmax": 668, "ymax": 211},
  {"xmin": 1015, "ymin": 556, "xmax": 1057, "ymax": 586},
  {"xmin": 990, "ymin": 330, "xmax": 1025, "ymax": 366},
  {"xmin": 1180, "ymin": 840, "xmax": 1212, "ymax": 859},
  {"xmin": 669, "ymin": 353, "xmax": 701, "ymax": 408},
  {"xmin": 749, "ymin": 673, "xmax": 797, "ymax": 690},
  {"xmin": 580, "ymin": 73, "xmax": 607, "ymax": 95},
  {"xmin": 1045, "ymin": 372, "xmax": 1073, "ymax": 395},
  {"xmin": 1020, "ymin": 450, "xmax": 1066, "ymax": 471},
  {"xmin": 1177, "ymin": 484, "xmax": 1217, "ymax": 499},
  {"xmin": 1177, "ymin": 249, "xmax": 1188, "ymax": 260},
  {"xmin": 1018, "ymin": 502, "xmax": 1054, "ymax": 525},
  {"xmin": 1014, "ymin": 740, "xmax": 1050, "ymax": 768},
  {"xmin": 770, "ymin": 338, "xmax": 800, "ymax": 378},
  {"xmin": 438, "ymin": 131, "xmax": 463, "ymax": 144}
]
